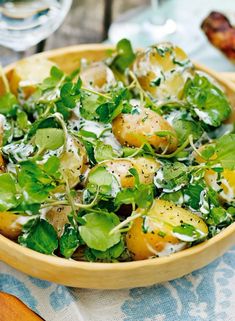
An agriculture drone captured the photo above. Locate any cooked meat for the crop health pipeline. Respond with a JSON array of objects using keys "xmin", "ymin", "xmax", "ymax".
[{"xmin": 201, "ymin": 11, "xmax": 235, "ymax": 62}]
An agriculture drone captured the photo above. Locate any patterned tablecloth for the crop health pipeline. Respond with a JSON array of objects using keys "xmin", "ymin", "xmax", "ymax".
[
  {"xmin": 1, "ymin": 0, "xmax": 235, "ymax": 320},
  {"xmin": 1, "ymin": 246, "xmax": 235, "ymax": 321}
]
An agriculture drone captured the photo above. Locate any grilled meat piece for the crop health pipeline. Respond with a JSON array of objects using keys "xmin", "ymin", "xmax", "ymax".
[{"xmin": 201, "ymin": 11, "xmax": 235, "ymax": 62}]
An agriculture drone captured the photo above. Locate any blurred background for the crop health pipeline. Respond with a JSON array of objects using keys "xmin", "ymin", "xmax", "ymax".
[{"xmin": 0, "ymin": 0, "xmax": 235, "ymax": 71}]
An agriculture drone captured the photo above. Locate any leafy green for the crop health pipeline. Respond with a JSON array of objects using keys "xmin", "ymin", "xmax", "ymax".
[
  {"xmin": 111, "ymin": 39, "xmax": 136, "ymax": 73},
  {"xmin": 212, "ymin": 134, "xmax": 235, "ymax": 170},
  {"xmin": 59, "ymin": 224, "xmax": 80, "ymax": 258},
  {"xmin": 96, "ymin": 88, "xmax": 130, "ymax": 123},
  {"xmin": 0, "ymin": 92, "xmax": 18, "ymax": 116},
  {"xmin": 34, "ymin": 128, "xmax": 64, "ymax": 152},
  {"xmin": 183, "ymin": 74, "xmax": 231, "ymax": 127},
  {"xmin": 0, "ymin": 173, "xmax": 19, "ymax": 211},
  {"xmin": 173, "ymin": 223, "xmax": 205, "ymax": 242},
  {"xmin": 59, "ymin": 78, "xmax": 81, "ymax": 109},
  {"xmin": 79, "ymin": 212, "xmax": 120, "ymax": 251},
  {"xmin": 173, "ymin": 119, "xmax": 203, "ymax": 144},
  {"xmin": 94, "ymin": 141, "xmax": 120, "ymax": 162},
  {"xmin": 155, "ymin": 162, "xmax": 189, "ymax": 192},
  {"xmin": 87, "ymin": 166, "xmax": 119, "ymax": 196},
  {"xmin": 87, "ymin": 240, "xmax": 125, "ymax": 261},
  {"xmin": 18, "ymin": 160, "xmax": 58, "ymax": 204},
  {"xmin": 39, "ymin": 66, "xmax": 64, "ymax": 91},
  {"xmin": 183, "ymin": 183, "xmax": 204, "ymax": 210},
  {"xmin": 19, "ymin": 219, "xmax": 58, "ymax": 254}
]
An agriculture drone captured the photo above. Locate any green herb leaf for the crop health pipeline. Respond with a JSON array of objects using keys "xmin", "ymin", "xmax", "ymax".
[
  {"xmin": 59, "ymin": 224, "xmax": 80, "ymax": 258},
  {"xmin": 213, "ymin": 134, "xmax": 235, "ymax": 170},
  {"xmin": 0, "ymin": 92, "xmax": 18, "ymax": 116},
  {"xmin": 173, "ymin": 119, "xmax": 203, "ymax": 144},
  {"xmin": 173, "ymin": 223, "xmax": 204, "ymax": 242},
  {"xmin": 183, "ymin": 74, "xmax": 231, "ymax": 127},
  {"xmin": 19, "ymin": 219, "xmax": 58, "ymax": 254},
  {"xmin": 79, "ymin": 212, "xmax": 120, "ymax": 251},
  {"xmin": 112, "ymin": 39, "xmax": 136, "ymax": 73},
  {"xmin": 0, "ymin": 173, "xmax": 19, "ymax": 211},
  {"xmin": 34, "ymin": 128, "xmax": 64, "ymax": 151},
  {"xmin": 94, "ymin": 141, "xmax": 119, "ymax": 162},
  {"xmin": 89, "ymin": 239, "xmax": 125, "ymax": 261}
]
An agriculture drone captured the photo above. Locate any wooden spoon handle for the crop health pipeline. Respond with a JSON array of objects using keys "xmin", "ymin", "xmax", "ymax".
[{"xmin": 0, "ymin": 292, "xmax": 45, "ymax": 321}]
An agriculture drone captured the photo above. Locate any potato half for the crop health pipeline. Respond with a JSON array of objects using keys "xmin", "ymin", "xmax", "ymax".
[
  {"xmin": 126, "ymin": 199, "xmax": 208, "ymax": 260},
  {"xmin": 91, "ymin": 157, "xmax": 160, "ymax": 188},
  {"xmin": 195, "ymin": 146, "xmax": 235, "ymax": 202},
  {"xmin": 80, "ymin": 62, "xmax": 116, "ymax": 92},
  {"xmin": 9, "ymin": 56, "xmax": 56, "ymax": 97},
  {"xmin": 112, "ymin": 106, "xmax": 178, "ymax": 153},
  {"xmin": 133, "ymin": 43, "xmax": 193, "ymax": 101},
  {"xmin": 0, "ymin": 211, "xmax": 24, "ymax": 239}
]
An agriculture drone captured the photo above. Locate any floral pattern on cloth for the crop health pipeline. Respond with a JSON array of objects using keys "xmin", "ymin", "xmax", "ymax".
[{"xmin": 0, "ymin": 246, "xmax": 235, "ymax": 321}]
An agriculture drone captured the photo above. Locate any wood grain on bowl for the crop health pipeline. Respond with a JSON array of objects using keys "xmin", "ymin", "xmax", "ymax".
[
  {"xmin": 0, "ymin": 292, "xmax": 45, "ymax": 321},
  {"xmin": 0, "ymin": 45, "xmax": 235, "ymax": 289}
]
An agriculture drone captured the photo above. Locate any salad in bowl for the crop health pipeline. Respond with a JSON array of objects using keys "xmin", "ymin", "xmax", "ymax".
[{"xmin": 0, "ymin": 39, "xmax": 234, "ymax": 263}]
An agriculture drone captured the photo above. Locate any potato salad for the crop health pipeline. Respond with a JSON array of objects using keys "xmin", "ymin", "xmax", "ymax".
[{"xmin": 0, "ymin": 40, "xmax": 234, "ymax": 262}]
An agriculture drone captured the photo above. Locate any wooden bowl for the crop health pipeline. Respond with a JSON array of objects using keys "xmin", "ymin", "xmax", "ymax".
[{"xmin": 0, "ymin": 44, "xmax": 235, "ymax": 289}]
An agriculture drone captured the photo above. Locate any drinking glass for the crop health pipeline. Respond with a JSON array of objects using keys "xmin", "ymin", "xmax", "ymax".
[{"xmin": 0, "ymin": 0, "xmax": 73, "ymax": 51}]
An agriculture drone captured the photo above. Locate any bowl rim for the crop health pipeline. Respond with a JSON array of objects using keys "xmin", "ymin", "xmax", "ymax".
[
  {"xmin": 0, "ymin": 222, "xmax": 235, "ymax": 270},
  {"xmin": 1, "ymin": 43, "xmax": 235, "ymax": 271}
]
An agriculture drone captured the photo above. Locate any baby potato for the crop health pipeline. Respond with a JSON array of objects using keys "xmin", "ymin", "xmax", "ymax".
[
  {"xmin": 112, "ymin": 106, "xmax": 178, "ymax": 153},
  {"xmin": 80, "ymin": 62, "xmax": 116, "ymax": 92},
  {"xmin": 46, "ymin": 205, "xmax": 70, "ymax": 237},
  {"xmin": 0, "ymin": 211, "xmax": 23, "ymax": 239},
  {"xmin": 60, "ymin": 135, "xmax": 88, "ymax": 188},
  {"xmin": 133, "ymin": 43, "xmax": 193, "ymax": 101},
  {"xmin": 126, "ymin": 199, "xmax": 208, "ymax": 260},
  {"xmin": 92, "ymin": 157, "xmax": 160, "ymax": 188},
  {"xmin": 195, "ymin": 146, "xmax": 235, "ymax": 202},
  {"xmin": 9, "ymin": 56, "xmax": 56, "ymax": 97}
]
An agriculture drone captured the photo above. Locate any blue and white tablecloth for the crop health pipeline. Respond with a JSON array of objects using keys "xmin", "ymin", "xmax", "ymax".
[{"xmin": 1, "ymin": 246, "xmax": 235, "ymax": 321}]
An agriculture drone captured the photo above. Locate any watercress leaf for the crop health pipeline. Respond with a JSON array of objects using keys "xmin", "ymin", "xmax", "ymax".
[
  {"xmin": 43, "ymin": 156, "xmax": 61, "ymax": 179},
  {"xmin": 173, "ymin": 119, "xmax": 203, "ymax": 144},
  {"xmin": 94, "ymin": 141, "xmax": 119, "ymax": 162},
  {"xmin": 112, "ymin": 39, "xmax": 136, "ymax": 73},
  {"xmin": 183, "ymin": 74, "xmax": 231, "ymax": 127},
  {"xmin": 79, "ymin": 212, "xmax": 120, "ymax": 251},
  {"xmin": 96, "ymin": 101, "xmax": 122, "ymax": 123},
  {"xmin": 60, "ymin": 81, "xmax": 80, "ymax": 109},
  {"xmin": 18, "ymin": 218, "xmax": 58, "ymax": 254},
  {"xmin": 209, "ymin": 207, "xmax": 230, "ymax": 225},
  {"xmin": 50, "ymin": 66, "xmax": 64, "ymax": 80},
  {"xmin": 0, "ymin": 92, "xmax": 18, "ymax": 116},
  {"xmin": 87, "ymin": 166, "xmax": 119, "ymax": 196},
  {"xmin": 90, "ymin": 239, "xmax": 125, "ymax": 261},
  {"xmin": 213, "ymin": 134, "xmax": 235, "ymax": 170},
  {"xmin": 0, "ymin": 173, "xmax": 19, "ymax": 211},
  {"xmin": 18, "ymin": 161, "xmax": 56, "ymax": 204},
  {"xmin": 59, "ymin": 224, "xmax": 80, "ymax": 258},
  {"xmin": 34, "ymin": 128, "xmax": 64, "ymax": 151},
  {"xmin": 183, "ymin": 183, "xmax": 204, "ymax": 210},
  {"xmin": 160, "ymin": 190, "xmax": 184, "ymax": 205},
  {"xmin": 154, "ymin": 162, "xmax": 189, "ymax": 192},
  {"xmin": 173, "ymin": 223, "xmax": 204, "ymax": 242},
  {"xmin": 80, "ymin": 93, "xmax": 105, "ymax": 121},
  {"xmin": 80, "ymin": 139, "xmax": 96, "ymax": 166}
]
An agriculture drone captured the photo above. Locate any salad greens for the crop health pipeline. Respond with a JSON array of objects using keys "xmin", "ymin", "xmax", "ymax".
[{"xmin": 0, "ymin": 39, "xmax": 234, "ymax": 262}]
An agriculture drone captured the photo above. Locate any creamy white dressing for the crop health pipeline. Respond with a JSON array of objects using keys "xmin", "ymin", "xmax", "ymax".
[{"xmin": 146, "ymin": 241, "xmax": 187, "ymax": 258}]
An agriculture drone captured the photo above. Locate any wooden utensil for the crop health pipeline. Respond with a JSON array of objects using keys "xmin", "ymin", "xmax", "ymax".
[{"xmin": 0, "ymin": 292, "xmax": 44, "ymax": 321}]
